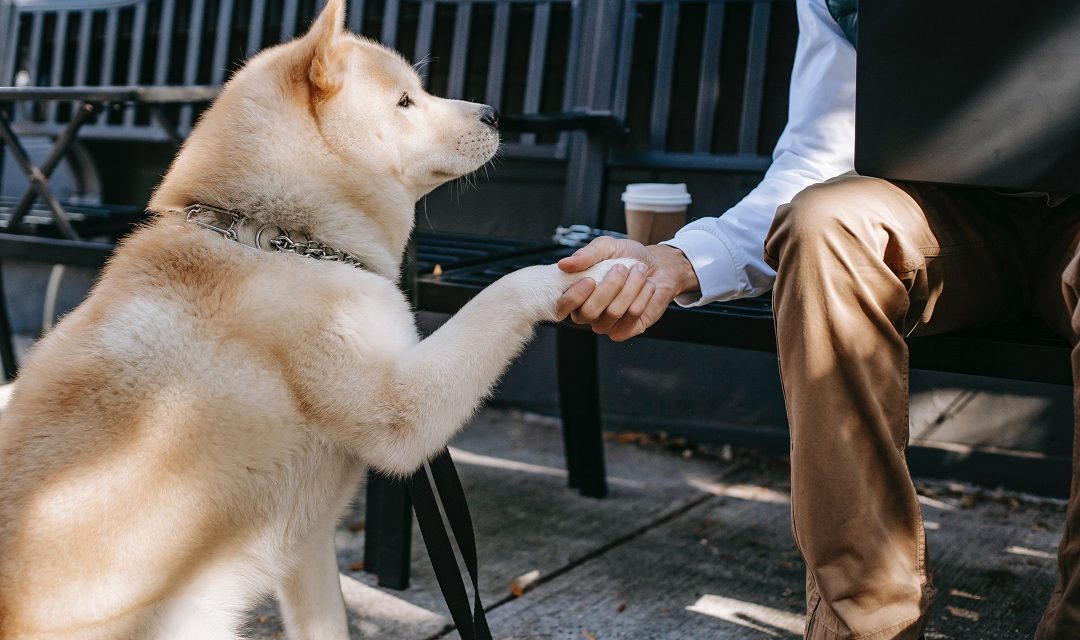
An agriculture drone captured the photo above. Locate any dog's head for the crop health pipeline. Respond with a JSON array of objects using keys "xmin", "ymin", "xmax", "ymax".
[
  {"xmin": 293, "ymin": 0, "xmax": 500, "ymax": 196},
  {"xmin": 151, "ymin": 0, "xmax": 499, "ymax": 272}
]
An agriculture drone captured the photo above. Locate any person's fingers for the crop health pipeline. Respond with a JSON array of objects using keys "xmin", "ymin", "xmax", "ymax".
[
  {"xmin": 639, "ymin": 286, "xmax": 673, "ymax": 328},
  {"xmin": 555, "ymin": 278, "xmax": 596, "ymax": 320},
  {"xmin": 558, "ymin": 236, "xmax": 617, "ymax": 272},
  {"xmin": 570, "ymin": 264, "xmax": 629, "ymax": 324},
  {"xmin": 608, "ymin": 280, "xmax": 663, "ymax": 341},
  {"xmin": 627, "ymin": 280, "xmax": 656, "ymax": 318},
  {"xmin": 593, "ymin": 263, "xmax": 649, "ymax": 332},
  {"xmin": 608, "ymin": 313, "xmax": 647, "ymax": 342}
]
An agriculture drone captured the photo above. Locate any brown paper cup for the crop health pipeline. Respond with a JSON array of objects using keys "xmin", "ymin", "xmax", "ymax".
[{"xmin": 625, "ymin": 207, "xmax": 688, "ymax": 245}]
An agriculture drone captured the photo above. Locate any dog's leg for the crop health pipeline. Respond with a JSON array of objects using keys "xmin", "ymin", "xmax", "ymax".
[
  {"xmin": 362, "ymin": 259, "xmax": 635, "ymax": 475},
  {"xmin": 278, "ymin": 528, "xmax": 349, "ymax": 640}
]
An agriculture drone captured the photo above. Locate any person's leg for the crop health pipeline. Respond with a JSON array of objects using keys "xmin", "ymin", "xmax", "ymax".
[
  {"xmin": 1031, "ymin": 202, "xmax": 1080, "ymax": 639},
  {"xmin": 763, "ymin": 175, "xmax": 1028, "ymax": 640}
]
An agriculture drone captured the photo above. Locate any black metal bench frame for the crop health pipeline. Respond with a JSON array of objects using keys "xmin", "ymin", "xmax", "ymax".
[{"xmin": 369, "ymin": 0, "xmax": 1076, "ymax": 590}]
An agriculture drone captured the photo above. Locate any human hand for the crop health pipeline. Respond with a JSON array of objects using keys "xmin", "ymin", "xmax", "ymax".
[{"xmin": 555, "ymin": 236, "xmax": 699, "ymax": 341}]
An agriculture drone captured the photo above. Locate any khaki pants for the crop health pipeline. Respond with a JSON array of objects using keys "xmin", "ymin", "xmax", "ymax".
[{"xmin": 762, "ymin": 174, "xmax": 1080, "ymax": 640}]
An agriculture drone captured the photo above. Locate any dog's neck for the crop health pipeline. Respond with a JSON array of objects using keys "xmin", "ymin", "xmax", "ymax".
[
  {"xmin": 147, "ymin": 57, "xmax": 423, "ymax": 281},
  {"xmin": 154, "ymin": 190, "xmax": 412, "ymax": 282},
  {"xmin": 150, "ymin": 121, "xmax": 415, "ymax": 281}
]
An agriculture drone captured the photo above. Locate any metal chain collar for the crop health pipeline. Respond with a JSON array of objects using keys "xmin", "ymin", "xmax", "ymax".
[{"xmin": 183, "ymin": 203, "xmax": 366, "ymax": 270}]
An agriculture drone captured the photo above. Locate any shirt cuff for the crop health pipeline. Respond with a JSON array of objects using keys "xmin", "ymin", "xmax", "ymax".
[{"xmin": 660, "ymin": 229, "xmax": 743, "ymax": 308}]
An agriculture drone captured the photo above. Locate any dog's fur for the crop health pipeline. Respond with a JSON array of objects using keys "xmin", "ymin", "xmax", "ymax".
[{"xmin": 0, "ymin": 3, "xmax": 627, "ymax": 638}]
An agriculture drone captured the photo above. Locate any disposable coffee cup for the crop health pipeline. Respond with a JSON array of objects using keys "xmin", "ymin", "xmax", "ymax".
[{"xmin": 622, "ymin": 183, "xmax": 691, "ymax": 245}]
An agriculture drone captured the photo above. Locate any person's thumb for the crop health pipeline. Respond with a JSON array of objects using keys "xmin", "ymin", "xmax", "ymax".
[{"xmin": 558, "ymin": 236, "xmax": 620, "ymax": 272}]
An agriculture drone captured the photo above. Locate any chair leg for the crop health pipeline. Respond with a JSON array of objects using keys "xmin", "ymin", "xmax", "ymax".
[
  {"xmin": 362, "ymin": 471, "xmax": 413, "ymax": 590},
  {"xmin": 360, "ymin": 233, "xmax": 418, "ymax": 589},
  {"xmin": 556, "ymin": 327, "xmax": 608, "ymax": 498}
]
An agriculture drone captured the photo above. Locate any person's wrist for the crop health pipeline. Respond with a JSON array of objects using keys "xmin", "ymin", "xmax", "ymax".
[{"xmin": 649, "ymin": 244, "xmax": 699, "ymax": 296}]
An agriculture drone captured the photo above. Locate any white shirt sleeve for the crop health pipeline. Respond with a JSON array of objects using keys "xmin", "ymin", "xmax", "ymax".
[{"xmin": 661, "ymin": 0, "xmax": 856, "ymax": 306}]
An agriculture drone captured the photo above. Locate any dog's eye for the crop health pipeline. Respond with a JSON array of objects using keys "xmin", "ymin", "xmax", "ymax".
[{"xmin": 398, "ymin": 92, "xmax": 412, "ymax": 108}]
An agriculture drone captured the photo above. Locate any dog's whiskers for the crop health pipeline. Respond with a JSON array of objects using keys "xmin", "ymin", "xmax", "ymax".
[
  {"xmin": 419, "ymin": 195, "xmax": 435, "ymax": 230},
  {"xmin": 412, "ymin": 55, "xmax": 436, "ymax": 73}
]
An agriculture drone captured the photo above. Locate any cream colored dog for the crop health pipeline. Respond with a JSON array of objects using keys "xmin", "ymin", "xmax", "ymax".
[{"xmin": 0, "ymin": 2, "xmax": 628, "ymax": 638}]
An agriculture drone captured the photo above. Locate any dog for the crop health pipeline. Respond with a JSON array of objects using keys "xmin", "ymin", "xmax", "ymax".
[{"xmin": 0, "ymin": 2, "xmax": 628, "ymax": 637}]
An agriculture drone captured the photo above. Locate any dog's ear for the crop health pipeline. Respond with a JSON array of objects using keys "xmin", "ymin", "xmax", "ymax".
[{"xmin": 304, "ymin": 0, "xmax": 346, "ymax": 100}]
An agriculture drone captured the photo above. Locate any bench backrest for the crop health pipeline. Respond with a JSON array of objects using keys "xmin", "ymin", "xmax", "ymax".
[
  {"xmin": 556, "ymin": 0, "xmax": 796, "ymax": 226},
  {"xmin": 1, "ymin": 0, "xmax": 794, "ymax": 161},
  {"xmin": 0, "ymin": 0, "xmax": 593, "ymax": 161},
  {"xmin": 610, "ymin": 0, "xmax": 796, "ymax": 174},
  {"xmin": 1, "ymin": 0, "xmax": 798, "ymax": 224}
]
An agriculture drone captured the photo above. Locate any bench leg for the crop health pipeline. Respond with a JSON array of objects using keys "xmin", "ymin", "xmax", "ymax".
[
  {"xmin": 0, "ymin": 262, "xmax": 17, "ymax": 381},
  {"xmin": 362, "ymin": 471, "xmax": 412, "ymax": 590},
  {"xmin": 556, "ymin": 327, "xmax": 608, "ymax": 498}
]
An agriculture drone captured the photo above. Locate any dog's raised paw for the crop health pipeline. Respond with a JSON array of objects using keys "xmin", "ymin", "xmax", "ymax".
[{"xmin": 571, "ymin": 257, "xmax": 642, "ymax": 286}]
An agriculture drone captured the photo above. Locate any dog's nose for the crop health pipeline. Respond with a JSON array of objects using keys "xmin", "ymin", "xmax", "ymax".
[{"xmin": 479, "ymin": 106, "xmax": 499, "ymax": 129}]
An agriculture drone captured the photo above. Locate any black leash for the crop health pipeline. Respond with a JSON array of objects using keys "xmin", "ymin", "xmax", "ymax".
[{"xmin": 408, "ymin": 448, "xmax": 492, "ymax": 640}]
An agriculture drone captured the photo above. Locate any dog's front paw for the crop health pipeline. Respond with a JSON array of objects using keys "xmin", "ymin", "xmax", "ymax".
[
  {"xmin": 562, "ymin": 257, "xmax": 641, "ymax": 290},
  {"xmin": 501, "ymin": 258, "xmax": 643, "ymax": 323}
]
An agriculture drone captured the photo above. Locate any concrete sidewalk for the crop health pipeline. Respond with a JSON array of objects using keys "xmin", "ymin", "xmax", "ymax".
[{"xmin": 246, "ymin": 409, "xmax": 1066, "ymax": 639}]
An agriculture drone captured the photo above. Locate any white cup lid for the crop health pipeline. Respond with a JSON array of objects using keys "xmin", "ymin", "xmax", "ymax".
[{"xmin": 621, "ymin": 183, "xmax": 692, "ymax": 207}]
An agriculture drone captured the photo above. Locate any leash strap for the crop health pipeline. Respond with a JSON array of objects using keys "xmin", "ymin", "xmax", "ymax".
[{"xmin": 408, "ymin": 448, "xmax": 492, "ymax": 640}]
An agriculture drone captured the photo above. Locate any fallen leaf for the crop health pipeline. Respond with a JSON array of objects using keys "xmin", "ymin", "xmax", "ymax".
[
  {"xmin": 611, "ymin": 432, "xmax": 650, "ymax": 444},
  {"xmin": 947, "ymin": 606, "xmax": 980, "ymax": 621},
  {"xmin": 510, "ymin": 569, "xmax": 541, "ymax": 597},
  {"xmin": 948, "ymin": 589, "xmax": 984, "ymax": 601},
  {"xmin": 582, "ymin": 632, "xmax": 598, "ymax": 640},
  {"xmin": 616, "ymin": 602, "xmax": 626, "ymax": 613},
  {"xmin": 347, "ymin": 521, "xmax": 365, "ymax": 533},
  {"xmin": 349, "ymin": 560, "xmax": 365, "ymax": 572}
]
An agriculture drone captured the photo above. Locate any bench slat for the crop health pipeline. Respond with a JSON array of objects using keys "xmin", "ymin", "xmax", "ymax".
[
  {"xmin": 348, "ymin": 0, "xmax": 365, "ymax": 35},
  {"xmin": 446, "ymin": 2, "xmax": 472, "ymax": 100},
  {"xmin": 414, "ymin": 1, "xmax": 436, "ymax": 84},
  {"xmin": 280, "ymin": 0, "xmax": 299, "ymax": 41},
  {"xmin": 381, "ymin": 0, "xmax": 400, "ymax": 47},
  {"xmin": 23, "ymin": 11, "xmax": 43, "ymax": 87},
  {"xmin": 693, "ymin": 1, "xmax": 725, "ymax": 153},
  {"xmin": 179, "ymin": 0, "xmax": 207, "ymax": 131},
  {"xmin": 211, "ymin": 0, "xmax": 235, "ymax": 85},
  {"xmin": 0, "ymin": 233, "xmax": 113, "ymax": 268},
  {"xmin": 1, "ymin": 6, "xmax": 17, "ymax": 84},
  {"xmin": 74, "ymin": 10, "xmax": 93, "ymax": 86},
  {"xmin": 26, "ymin": 11, "xmax": 45, "ymax": 85},
  {"xmin": 122, "ymin": 3, "xmax": 147, "ymax": 127},
  {"xmin": 521, "ymin": 2, "xmax": 551, "ymax": 145},
  {"xmin": 246, "ymin": 0, "xmax": 267, "ymax": 56},
  {"xmin": 46, "ymin": 10, "xmax": 69, "ymax": 123},
  {"xmin": 100, "ymin": 8, "xmax": 119, "ymax": 85},
  {"xmin": 484, "ymin": 1, "xmax": 511, "ymax": 107},
  {"xmin": 649, "ymin": 2, "xmax": 678, "ymax": 149},
  {"xmin": 738, "ymin": 0, "xmax": 771, "ymax": 155},
  {"xmin": 611, "ymin": 0, "xmax": 637, "ymax": 120},
  {"xmin": 153, "ymin": 1, "xmax": 176, "ymax": 84}
]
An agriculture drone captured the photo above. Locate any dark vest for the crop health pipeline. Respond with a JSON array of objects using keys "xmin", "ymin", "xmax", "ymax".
[{"xmin": 827, "ymin": 0, "xmax": 858, "ymax": 47}]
